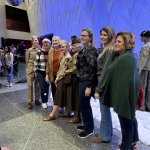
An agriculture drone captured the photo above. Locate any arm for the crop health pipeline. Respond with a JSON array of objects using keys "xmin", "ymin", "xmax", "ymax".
[
  {"xmin": 139, "ymin": 48, "xmax": 150, "ymax": 73},
  {"xmin": 86, "ymin": 48, "xmax": 98, "ymax": 88},
  {"xmin": 26, "ymin": 50, "xmax": 30, "ymax": 65},
  {"xmin": 95, "ymin": 50, "xmax": 114, "ymax": 94},
  {"xmin": 10, "ymin": 53, "xmax": 13, "ymax": 66}
]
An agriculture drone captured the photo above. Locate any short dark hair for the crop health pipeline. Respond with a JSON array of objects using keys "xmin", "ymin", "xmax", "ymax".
[
  {"xmin": 71, "ymin": 35, "xmax": 77, "ymax": 40},
  {"xmin": 140, "ymin": 31, "xmax": 150, "ymax": 38}
]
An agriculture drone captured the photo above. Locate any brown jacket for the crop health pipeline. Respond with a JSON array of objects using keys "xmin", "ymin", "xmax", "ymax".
[
  {"xmin": 46, "ymin": 48, "xmax": 63, "ymax": 82},
  {"xmin": 26, "ymin": 47, "xmax": 39, "ymax": 77}
]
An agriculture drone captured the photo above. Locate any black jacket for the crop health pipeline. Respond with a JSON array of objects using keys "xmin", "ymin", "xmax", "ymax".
[{"xmin": 76, "ymin": 44, "xmax": 98, "ymax": 87}]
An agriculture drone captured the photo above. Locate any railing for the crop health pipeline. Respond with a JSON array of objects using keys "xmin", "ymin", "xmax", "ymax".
[{"xmin": 6, "ymin": 18, "xmax": 30, "ymax": 32}]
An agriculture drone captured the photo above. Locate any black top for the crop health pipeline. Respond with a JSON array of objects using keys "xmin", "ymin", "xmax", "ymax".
[{"xmin": 76, "ymin": 44, "xmax": 98, "ymax": 87}]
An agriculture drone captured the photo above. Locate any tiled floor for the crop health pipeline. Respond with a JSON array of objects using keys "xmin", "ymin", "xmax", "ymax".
[{"xmin": 0, "ymin": 76, "xmax": 150, "ymax": 150}]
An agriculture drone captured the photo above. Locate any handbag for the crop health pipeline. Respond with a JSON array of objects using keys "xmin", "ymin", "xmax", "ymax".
[{"xmin": 64, "ymin": 73, "xmax": 72, "ymax": 84}]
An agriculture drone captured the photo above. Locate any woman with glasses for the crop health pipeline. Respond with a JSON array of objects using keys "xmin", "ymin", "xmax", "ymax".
[{"xmin": 76, "ymin": 28, "xmax": 98, "ymax": 138}]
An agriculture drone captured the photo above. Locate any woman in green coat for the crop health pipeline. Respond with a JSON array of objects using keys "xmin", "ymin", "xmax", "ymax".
[{"xmin": 103, "ymin": 32, "xmax": 140, "ymax": 150}]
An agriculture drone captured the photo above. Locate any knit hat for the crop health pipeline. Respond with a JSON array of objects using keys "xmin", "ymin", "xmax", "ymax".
[{"xmin": 71, "ymin": 38, "xmax": 81, "ymax": 45}]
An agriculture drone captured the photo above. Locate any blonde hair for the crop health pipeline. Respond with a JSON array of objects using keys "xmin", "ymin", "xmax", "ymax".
[
  {"xmin": 99, "ymin": 27, "xmax": 116, "ymax": 59},
  {"xmin": 31, "ymin": 35, "xmax": 39, "ymax": 48},
  {"xmin": 116, "ymin": 32, "xmax": 136, "ymax": 50},
  {"xmin": 82, "ymin": 28, "xmax": 95, "ymax": 46},
  {"xmin": 60, "ymin": 40, "xmax": 70, "ymax": 52}
]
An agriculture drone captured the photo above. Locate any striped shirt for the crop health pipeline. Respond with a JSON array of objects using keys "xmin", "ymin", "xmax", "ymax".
[{"xmin": 34, "ymin": 50, "xmax": 49, "ymax": 72}]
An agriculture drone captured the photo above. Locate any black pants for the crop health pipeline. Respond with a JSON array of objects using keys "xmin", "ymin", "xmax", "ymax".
[
  {"xmin": 51, "ymin": 75, "xmax": 56, "ymax": 101},
  {"xmin": 118, "ymin": 115, "xmax": 139, "ymax": 150},
  {"xmin": 79, "ymin": 81, "xmax": 94, "ymax": 133}
]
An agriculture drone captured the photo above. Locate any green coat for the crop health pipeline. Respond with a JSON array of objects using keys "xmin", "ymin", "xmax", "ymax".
[{"xmin": 103, "ymin": 50, "xmax": 140, "ymax": 120}]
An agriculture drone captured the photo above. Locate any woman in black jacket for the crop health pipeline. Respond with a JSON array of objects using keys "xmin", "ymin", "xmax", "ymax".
[{"xmin": 76, "ymin": 28, "xmax": 98, "ymax": 138}]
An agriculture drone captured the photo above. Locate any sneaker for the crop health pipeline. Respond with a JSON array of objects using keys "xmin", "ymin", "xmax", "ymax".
[
  {"xmin": 47, "ymin": 102, "xmax": 52, "ymax": 107},
  {"xmin": 42, "ymin": 103, "xmax": 47, "ymax": 109},
  {"xmin": 9, "ymin": 83, "xmax": 13, "ymax": 87},
  {"xmin": 78, "ymin": 131, "xmax": 94, "ymax": 138},
  {"xmin": 6, "ymin": 84, "xmax": 10, "ymax": 87},
  {"xmin": 77, "ymin": 126, "xmax": 84, "ymax": 131}
]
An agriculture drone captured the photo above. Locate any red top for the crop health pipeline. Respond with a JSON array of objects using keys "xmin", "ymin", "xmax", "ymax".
[{"xmin": 53, "ymin": 51, "xmax": 60, "ymax": 75}]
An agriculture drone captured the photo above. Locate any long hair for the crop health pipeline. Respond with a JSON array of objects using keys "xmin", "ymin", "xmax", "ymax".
[
  {"xmin": 99, "ymin": 27, "xmax": 116, "ymax": 59},
  {"xmin": 4, "ymin": 46, "xmax": 11, "ymax": 61}
]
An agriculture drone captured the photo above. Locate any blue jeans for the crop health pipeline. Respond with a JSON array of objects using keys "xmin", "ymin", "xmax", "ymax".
[
  {"xmin": 6, "ymin": 66, "xmax": 13, "ymax": 83},
  {"xmin": 98, "ymin": 75, "xmax": 113, "ymax": 141},
  {"xmin": 118, "ymin": 115, "xmax": 139, "ymax": 150},
  {"xmin": 36, "ymin": 70, "xmax": 49, "ymax": 103},
  {"xmin": 79, "ymin": 81, "xmax": 94, "ymax": 133}
]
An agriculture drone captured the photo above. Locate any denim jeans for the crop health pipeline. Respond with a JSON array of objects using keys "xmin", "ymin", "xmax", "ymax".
[
  {"xmin": 98, "ymin": 75, "xmax": 113, "ymax": 141},
  {"xmin": 79, "ymin": 81, "xmax": 94, "ymax": 133},
  {"xmin": 118, "ymin": 115, "xmax": 139, "ymax": 150},
  {"xmin": 6, "ymin": 66, "xmax": 13, "ymax": 83},
  {"xmin": 36, "ymin": 70, "xmax": 49, "ymax": 103}
]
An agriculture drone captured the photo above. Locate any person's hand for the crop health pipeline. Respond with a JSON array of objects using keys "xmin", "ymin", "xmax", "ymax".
[
  {"xmin": 35, "ymin": 72, "xmax": 36, "ymax": 77},
  {"xmin": 45, "ymin": 75, "xmax": 49, "ymax": 81},
  {"xmin": 55, "ymin": 80, "xmax": 58, "ymax": 87},
  {"xmin": 85, "ymin": 87, "xmax": 91, "ymax": 97},
  {"xmin": 8, "ymin": 66, "xmax": 10, "ymax": 69},
  {"xmin": 5, "ymin": 66, "xmax": 7, "ymax": 69},
  {"xmin": 94, "ymin": 93, "xmax": 100, "ymax": 99},
  {"xmin": 64, "ymin": 72, "xmax": 66, "ymax": 76}
]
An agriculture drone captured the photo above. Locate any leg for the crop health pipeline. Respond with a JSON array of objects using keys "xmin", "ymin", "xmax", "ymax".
[
  {"xmin": 140, "ymin": 70, "xmax": 148, "ymax": 110},
  {"xmin": 34, "ymin": 76, "xmax": 40, "ymax": 101},
  {"xmin": 98, "ymin": 91, "xmax": 113, "ymax": 141},
  {"xmin": 50, "ymin": 75, "xmax": 57, "ymax": 100},
  {"xmin": 118, "ymin": 115, "xmax": 133, "ymax": 150},
  {"xmin": 27, "ymin": 76, "xmax": 34, "ymax": 103},
  {"xmin": 132, "ymin": 118, "xmax": 139, "ymax": 143},
  {"xmin": 10, "ymin": 66, "xmax": 13, "ymax": 84},
  {"xmin": 146, "ymin": 71, "xmax": 150, "ymax": 111},
  {"xmin": 79, "ymin": 81, "xmax": 94, "ymax": 133},
  {"xmin": 6, "ymin": 69, "xmax": 10, "ymax": 84}
]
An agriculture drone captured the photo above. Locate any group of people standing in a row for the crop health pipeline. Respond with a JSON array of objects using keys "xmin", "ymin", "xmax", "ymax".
[{"xmin": 1, "ymin": 26, "xmax": 150, "ymax": 150}]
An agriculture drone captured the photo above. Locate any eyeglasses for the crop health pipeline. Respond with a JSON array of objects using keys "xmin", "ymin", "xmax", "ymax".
[{"xmin": 80, "ymin": 34, "xmax": 89, "ymax": 37}]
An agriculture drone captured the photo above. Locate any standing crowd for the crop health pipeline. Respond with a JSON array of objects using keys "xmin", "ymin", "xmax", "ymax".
[{"xmin": 0, "ymin": 27, "xmax": 150, "ymax": 150}]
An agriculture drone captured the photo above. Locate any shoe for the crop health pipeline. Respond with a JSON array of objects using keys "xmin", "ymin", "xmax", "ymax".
[
  {"xmin": 95, "ymin": 133, "xmax": 99, "ymax": 137},
  {"xmin": 58, "ymin": 113, "xmax": 70, "ymax": 118},
  {"xmin": 42, "ymin": 103, "xmax": 47, "ymax": 109},
  {"xmin": 43, "ymin": 115, "xmax": 56, "ymax": 121},
  {"xmin": 77, "ymin": 126, "xmax": 84, "ymax": 131},
  {"xmin": 6, "ymin": 84, "xmax": 10, "ymax": 87},
  {"xmin": 67, "ymin": 118, "xmax": 80, "ymax": 123},
  {"xmin": 78, "ymin": 131, "xmax": 94, "ymax": 138},
  {"xmin": 92, "ymin": 137, "xmax": 104, "ymax": 143},
  {"xmin": 119, "ymin": 142, "xmax": 137, "ymax": 149},
  {"xmin": 28, "ymin": 103, "xmax": 32, "ymax": 109},
  {"xmin": 35, "ymin": 100, "xmax": 41, "ymax": 105},
  {"xmin": 9, "ymin": 83, "xmax": 13, "ymax": 87},
  {"xmin": 59, "ymin": 107, "xmax": 65, "ymax": 113},
  {"xmin": 15, "ymin": 81, "xmax": 20, "ymax": 84},
  {"xmin": 146, "ymin": 107, "xmax": 150, "ymax": 112},
  {"xmin": 47, "ymin": 102, "xmax": 52, "ymax": 107}
]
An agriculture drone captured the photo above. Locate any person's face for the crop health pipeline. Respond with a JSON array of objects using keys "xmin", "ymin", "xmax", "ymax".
[
  {"xmin": 52, "ymin": 38, "xmax": 59, "ymax": 48},
  {"xmin": 4, "ymin": 47, "xmax": 8, "ymax": 52},
  {"xmin": 61, "ymin": 44, "xmax": 68, "ymax": 54},
  {"xmin": 43, "ymin": 42, "xmax": 50, "ymax": 50},
  {"xmin": 141, "ymin": 36, "xmax": 148, "ymax": 42},
  {"xmin": 33, "ymin": 38, "xmax": 39, "ymax": 47},
  {"xmin": 81, "ymin": 31, "xmax": 92, "ymax": 46},
  {"xmin": 11, "ymin": 45, "xmax": 14, "ymax": 48},
  {"xmin": 100, "ymin": 30, "xmax": 109, "ymax": 45},
  {"xmin": 72, "ymin": 44, "xmax": 79, "ymax": 53},
  {"xmin": 115, "ymin": 36, "xmax": 126, "ymax": 54}
]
